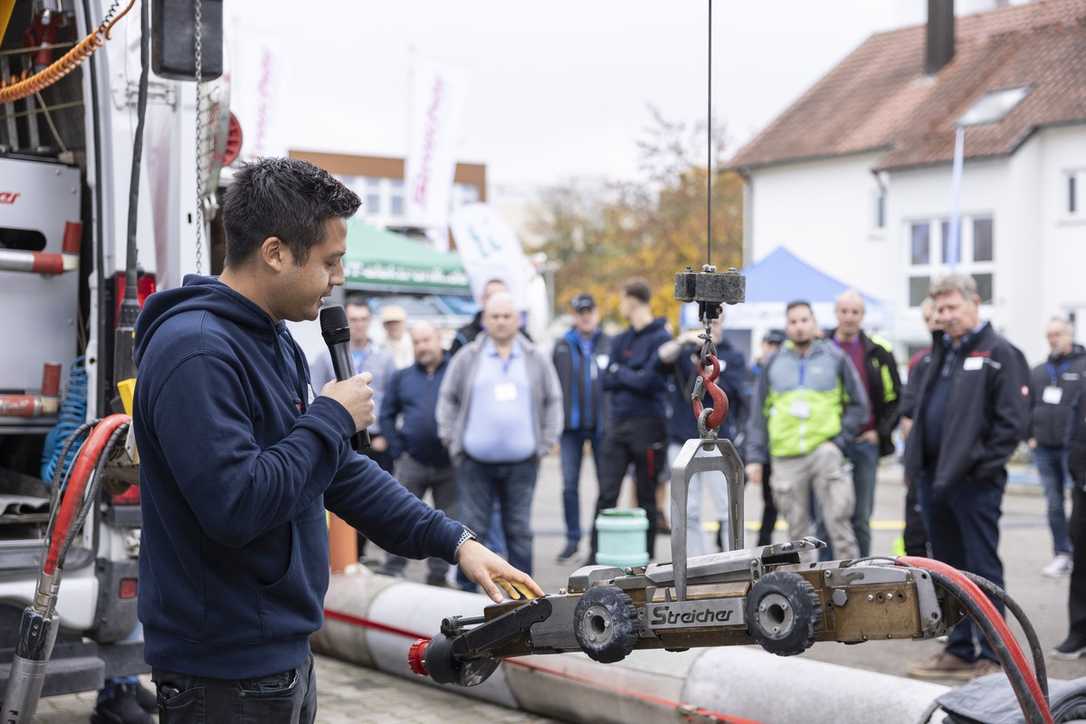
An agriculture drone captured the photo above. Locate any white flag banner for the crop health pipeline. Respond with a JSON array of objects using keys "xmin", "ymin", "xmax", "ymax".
[
  {"xmin": 230, "ymin": 27, "xmax": 283, "ymax": 160},
  {"xmin": 449, "ymin": 203, "xmax": 532, "ymax": 308},
  {"xmin": 405, "ymin": 59, "xmax": 468, "ymax": 249}
]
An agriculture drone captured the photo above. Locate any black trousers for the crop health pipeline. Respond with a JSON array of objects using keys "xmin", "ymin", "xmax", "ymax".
[
  {"xmin": 591, "ymin": 416, "xmax": 667, "ymax": 561},
  {"xmin": 918, "ymin": 476, "xmax": 1005, "ymax": 663},
  {"xmin": 756, "ymin": 461, "xmax": 777, "ymax": 547},
  {"xmin": 153, "ymin": 654, "xmax": 316, "ymax": 724},
  {"xmin": 903, "ymin": 475, "xmax": 929, "ymax": 557},
  {"xmin": 1068, "ymin": 483, "xmax": 1086, "ymax": 641}
]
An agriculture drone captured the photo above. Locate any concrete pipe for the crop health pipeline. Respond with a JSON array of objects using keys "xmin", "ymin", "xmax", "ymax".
[{"xmin": 313, "ymin": 569, "xmax": 950, "ymax": 724}]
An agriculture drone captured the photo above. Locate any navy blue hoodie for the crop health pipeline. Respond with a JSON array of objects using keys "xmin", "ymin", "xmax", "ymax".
[
  {"xmin": 601, "ymin": 317, "xmax": 671, "ymax": 420},
  {"xmin": 133, "ymin": 276, "xmax": 463, "ymax": 678}
]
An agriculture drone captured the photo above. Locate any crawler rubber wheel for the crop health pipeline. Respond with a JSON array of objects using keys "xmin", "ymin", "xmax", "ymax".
[
  {"xmin": 574, "ymin": 585, "xmax": 639, "ymax": 663},
  {"xmin": 745, "ymin": 571, "xmax": 822, "ymax": 656}
]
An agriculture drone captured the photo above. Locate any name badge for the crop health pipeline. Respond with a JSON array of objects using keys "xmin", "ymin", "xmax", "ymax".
[
  {"xmin": 963, "ymin": 357, "xmax": 985, "ymax": 372},
  {"xmin": 1043, "ymin": 386, "xmax": 1064, "ymax": 405},
  {"xmin": 494, "ymin": 382, "xmax": 518, "ymax": 402},
  {"xmin": 1064, "ymin": 373, "xmax": 1080, "ymax": 381},
  {"xmin": 790, "ymin": 399, "xmax": 811, "ymax": 419}
]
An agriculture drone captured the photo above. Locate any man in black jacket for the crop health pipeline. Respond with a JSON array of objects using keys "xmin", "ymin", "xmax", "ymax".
[
  {"xmin": 552, "ymin": 293, "xmax": 610, "ymax": 562},
  {"xmin": 1055, "ymin": 390, "xmax": 1086, "ymax": 659},
  {"xmin": 829, "ymin": 289, "xmax": 902, "ymax": 557},
  {"xmin": 378, "ymin": 321, "xmax": 456, "ymax": 586},
  {"xmin": 1028, "ymin": 317, "xmax": 1086, "ymax": 578},
  {"xmin": 905, "ymin": 273, "xmax": 1029, "ymax": 681},
  {"xmin": 589, "ymin": 278, "xmax": 672, "ymax": 563}
]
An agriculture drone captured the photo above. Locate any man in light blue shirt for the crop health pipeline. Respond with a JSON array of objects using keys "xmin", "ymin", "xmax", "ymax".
[{"xmin": 437, "ymin": 293, "xmax": 562, "ymax": 588}]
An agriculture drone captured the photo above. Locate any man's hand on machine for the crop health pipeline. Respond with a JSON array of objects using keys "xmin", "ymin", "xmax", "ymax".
[
  {"xmin": 456, "ymin": 540, "xmax": 544, "ymax": 604},
  {"xmin": 321, "ymin": 372, "xmax": 376, "ymax": 432}
]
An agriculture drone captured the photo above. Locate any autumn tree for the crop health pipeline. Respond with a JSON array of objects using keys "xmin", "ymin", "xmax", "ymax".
[{"xmin": 528, "ymin": 107, "xmax": 743, "ymax": 326}]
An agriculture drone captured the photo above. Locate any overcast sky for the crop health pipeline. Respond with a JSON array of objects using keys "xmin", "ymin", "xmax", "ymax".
[{"xmin": 227, "ymin": 0, "xmax": 1015, "ymax": 188}]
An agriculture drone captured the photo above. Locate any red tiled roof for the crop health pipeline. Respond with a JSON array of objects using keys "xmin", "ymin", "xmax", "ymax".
[{"xmin": 728, "ymin": 0, "xmax": 1086, "ymax": 171}]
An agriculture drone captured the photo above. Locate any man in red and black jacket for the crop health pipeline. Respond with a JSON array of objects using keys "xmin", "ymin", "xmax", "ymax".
[
  {"xmin": 829, "ymin": 290, "xmax": 902, "ymax": 557},
  {"xmin": 904, "ymin": 274, "xmax": 1029, "ymax": 681}
]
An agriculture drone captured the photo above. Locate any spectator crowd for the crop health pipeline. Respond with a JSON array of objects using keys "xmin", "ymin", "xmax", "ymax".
[{"xmin": 315, "ymin": 270, "xmax": 1086, "ymax": 682}]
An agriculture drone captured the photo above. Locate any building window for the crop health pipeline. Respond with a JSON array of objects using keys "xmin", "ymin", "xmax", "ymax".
[
  {"xmin": 389, "ymin": 180, "xmax": 405, "ymax": 217},
  {"xmin": 909, "ymin": 276, "xmax": 930, "ymax": 307},
  {"xmin": 973, "ymin": 217, "xmax": 993, "ymax": 262},
  {"xmin": 453, "ymin": 183, "xmax": 480, "ymax": 209},
  {"xmin": 365, "ymin": 177, "xmax": 382, "ymax": 215},
  {"xmin": 1070, "ymin": 172, "xmax": 1081, "ymax": 216},
  {"xmin": 940, "ymin": 219, "xmax": 951, "ymax": 264},
  {"xmin": 906, "ymin": 214, "xmax": 995, "ymax": 307},
  {"xmin": 974, "ymin": 273, "xmax": 994, "ymax": 304},
  {"xmin": 910, "ymin": 223, "xmax": 930, "ymax": 265},
  {"xmin": 958, "ymin": 86, "xmax": 1030, "ymax": 127},
  {"xmin": 874, "ymin": 189, "xmax": 886, "ymax": 229}
]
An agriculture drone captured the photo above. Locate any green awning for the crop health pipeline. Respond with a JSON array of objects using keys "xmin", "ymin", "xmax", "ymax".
[{"xmin": 342, "ymin": 220, "xmax": 470, "ymax": 294}]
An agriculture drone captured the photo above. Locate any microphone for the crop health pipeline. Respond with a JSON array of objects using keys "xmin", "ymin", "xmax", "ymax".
[{"xmin": 319, "ymin": 305, "xmax": 371, "ymax": 451}]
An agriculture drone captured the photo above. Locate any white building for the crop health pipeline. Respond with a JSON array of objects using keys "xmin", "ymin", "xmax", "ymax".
[{"xmin": 730, "ymin": 0, "xmax": 1086, "ymax": 364}]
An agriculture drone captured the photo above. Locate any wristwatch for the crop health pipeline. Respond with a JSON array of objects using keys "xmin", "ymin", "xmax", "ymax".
[{"xmin": 455, "ymin": 526, "xmax": 478, "ymax": 557}]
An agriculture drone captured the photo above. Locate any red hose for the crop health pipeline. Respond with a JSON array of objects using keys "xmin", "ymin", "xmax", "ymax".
[
  {"xmin": 896, "ymin": 556, "xmax": 1053, "ymax": 724},
  {"xmin": 43, "ymin": 414, "xmax": 130, "ymax": 575}
]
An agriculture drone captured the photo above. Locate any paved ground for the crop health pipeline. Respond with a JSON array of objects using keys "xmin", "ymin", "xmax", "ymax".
[{"xmin": 43, "ymin": 455, "xmax": 1085, "ymax": 722}]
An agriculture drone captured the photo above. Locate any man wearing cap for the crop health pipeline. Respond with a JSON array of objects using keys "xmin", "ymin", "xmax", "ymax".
[
  {"xmin": 381, "ymin": 305, "xmax": 414, "ymax": 370},
  {"xmin": 552, "ymin": 293, "xmax": 611, "ymax": 562}
]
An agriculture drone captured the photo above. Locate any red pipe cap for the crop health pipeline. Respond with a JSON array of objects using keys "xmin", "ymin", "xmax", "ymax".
[{"xmin": 407, "ymin": 638, "xmax": 430, "ymax": 677}]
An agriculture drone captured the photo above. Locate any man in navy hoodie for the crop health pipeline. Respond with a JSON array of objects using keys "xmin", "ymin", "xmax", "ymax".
[
  {"xmin": 133, "ymin": 158, "xmax": 540, "ymax": 723},
  {"xmin": 589, "ymin": 278, "xmax": 672, "ymax": 563}
]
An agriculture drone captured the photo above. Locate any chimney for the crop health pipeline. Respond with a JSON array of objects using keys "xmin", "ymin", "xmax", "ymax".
[{"xmin": 926, "ymin": 0, "xmax": 955, "ymax": 75}]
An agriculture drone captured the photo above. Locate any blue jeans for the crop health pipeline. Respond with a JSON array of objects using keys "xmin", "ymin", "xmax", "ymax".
[
  {"xmin": 1034, "ymin": 446, "xmax": 1073, "ymax": 555},
  {"xmin": 917, "ymin": 473, "xmax": 1006, "ymax": 664},
  {"xmin": 845, "ymin": 439, "xmax": 879, "ymax": 557},
  {"xmin": 455, "ymin": 456, "xmax": 539, "ymax": 591},
  {"xmin": 560, "ymin": 429, "xmax": 602, "ymax": 545}
]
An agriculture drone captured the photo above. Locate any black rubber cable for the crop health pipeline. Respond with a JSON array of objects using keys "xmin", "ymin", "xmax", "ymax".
[
  {"xmin": 927, "ymin": 569, "xmax": 1048, "ymax": 724},
  {"xmin": 960, "ymin": 570, "xmax": 1049, "ymax": 703},
  {"xmin": 121, "ymin": 0, "xmax": 150, "ymax": 319}
]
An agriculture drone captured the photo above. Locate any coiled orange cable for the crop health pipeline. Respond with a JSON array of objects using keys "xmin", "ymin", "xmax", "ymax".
[{"xmin": 0, "ymin": 0, "xmax": 135, "ymax": 104}]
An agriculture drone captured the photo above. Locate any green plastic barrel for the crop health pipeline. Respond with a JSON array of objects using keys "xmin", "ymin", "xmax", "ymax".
[{"xmin": 595, "ymin": 507, "xmax": 649, "ymax": 568}]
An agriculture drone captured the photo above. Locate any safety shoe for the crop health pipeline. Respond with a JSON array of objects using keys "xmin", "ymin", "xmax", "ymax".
[
  {"xmin": 556, "ymin": 541, "xmax": 579, "ymax": 563},
  {"xmin": 1042, "ymin": 553, "xmax": 1073, "ymax": 578},
  {"xmin": 907, "ymin": 652, "xmax": 995, "ymax": 681},
  {"xmin": 91, "ymin": 683, "xmax": 153, "ymax": 724},
  {"xmin": 1053, "ymin": 633, "xmax": 1086, "ymax": 660}
]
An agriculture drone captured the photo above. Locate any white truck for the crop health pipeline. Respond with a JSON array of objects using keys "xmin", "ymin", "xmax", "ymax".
[{"xmin": 0, "ymin": 0, "xmax": 233, "ymax": 702}]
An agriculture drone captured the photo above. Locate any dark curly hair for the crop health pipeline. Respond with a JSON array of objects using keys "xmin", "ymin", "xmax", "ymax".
[{"xmin": 223, "ymin": 157, "xmax": 361, "ymax": 266}]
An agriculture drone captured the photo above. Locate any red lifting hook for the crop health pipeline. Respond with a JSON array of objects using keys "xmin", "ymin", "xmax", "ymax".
[{"xmin": 691, "ymin": 354, "xmax": 729, "ymax": 432}]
